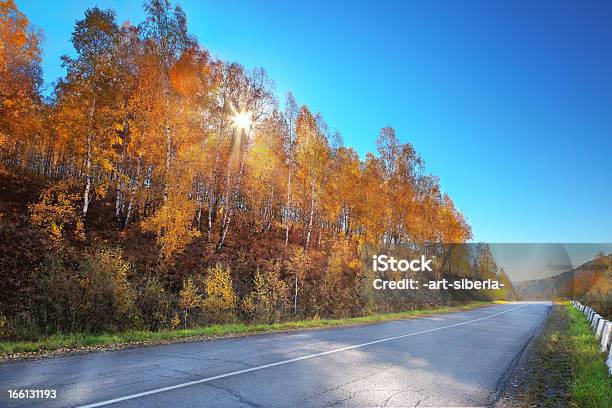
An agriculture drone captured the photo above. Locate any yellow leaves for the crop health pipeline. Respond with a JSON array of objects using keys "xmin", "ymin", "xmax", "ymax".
[
  {"xmin": 245, "ymin": 263, "xmax": 288, "ymax": 323},
  {"xmin": 98, "ymin": 158, "xmax": 113, "ymax": 173},
  {"xmin": 169, "ymin": 48, "xmax": 206, "ymax": 97},
  {"xmin": 286, "ymin": 248, "xmax": 312, "ymax": 280},
  {"xmin": 141, "ymin": 192, "xmax": 201, "ymax": 261},
  {"xmin": 327, "ymin": 241, "xmax": 361, "ymax": 276},
  {"xmin": 0, "ymin": 0, "xmax": 42, "ymax": 140},
  {"xmin": 170, "ymin": 313, "xmax": 181, "ymax": 329},
  {"xmin": 0, "ymin": 314, "xmax": 6, "ymax": 338},
  {"xmin": 247, "ymin": 131, "xmax": 278, "ymax": 179},
  {"xmin": 75, "ymin": 219, "xmax": 85, "ymax": 241},
  {"xmin": 111, "ymin": 133, "xmax": 123, "ymax": 146},
  {"xmin": 202, "ymin": 263, "xmax": 237, "ymax": 323},
  {"xmin": 94, "ymin": 182, "xmax": 108, "ymax": 198},
  {"xmin": 29, "ymin": 180, "xmax": 81, "ymax": 241},
  {"xmin": 79, "ymin": 248, "xmax": 135, "ymax": 329},
  {"xmin": 48, "ymin": 222, "xmax": 63, "ymax": 241},
  {"xmin": 178, "ymin": 264, "xmax": 238, "ymax": 326},
  {"xmin": 240, "ymin": 294, "xmax": 256, "ymax": 321},
  {"xmin": 0, "ymin": 1, "xmax": 39, "ymax": 60},
  {"xmin": 179, "ymin": 277, "xmax": 202, "ymax": 311}
]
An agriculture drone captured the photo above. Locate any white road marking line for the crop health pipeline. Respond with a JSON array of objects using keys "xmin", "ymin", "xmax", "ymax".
[{"xmin": 77, "ymin": 304, "xmax": 529, "ymax": 408}]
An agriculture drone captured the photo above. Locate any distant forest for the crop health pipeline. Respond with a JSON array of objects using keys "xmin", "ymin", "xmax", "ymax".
[
  {"xmin": 0, "ymin": 0, "xmax": 514, "ymax": 340},
  {"xmin": 513, "ymin": 253, "xmax": 612, "ymax": 318}
]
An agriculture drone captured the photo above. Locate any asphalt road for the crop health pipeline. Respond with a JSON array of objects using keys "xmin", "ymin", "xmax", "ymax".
[{"xmin": 0, "ymin": 302, "xmax": 551, "ymax": 408}]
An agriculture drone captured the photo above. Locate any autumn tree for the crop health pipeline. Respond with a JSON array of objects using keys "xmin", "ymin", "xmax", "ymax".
[
  {"xmin": 140, "ymin": 0, "xmax": 194, "ymax": 205},
  {"xmin": 286, "ymin": 248, "xmax": 312, "ymax": 315},
  {"xmin": 282, "ymin": 92, "xmax": 299, "ymax": 246},
  {"xmin": 56, "ymin": 7, "xmax": 122, "ymax": 237},
  {"xmin": 244, "ymin": 262, "xmax": 288, "ymax": 323},
  {"xmin": 216, "ymin": 67, "xmax": 275, "ymax": 250},
  {"xmin": 294, "ymin": 106, "xmax": 330, "ymax": 250},
  {"xmin": 0, "ymin": 0, "xmax": 42, "ymax": 163},
  {"xmin": 322, "ymin": 146, "xmax": 362, "ymax": 238},
  {"xmin": 320, "ymin": 241, "xmax": 363, "ymax": 317},
  {"xmin": 179, "ymin": 277, "xmax": 202, "ymax": 327},
  {"xmin": 244, "ymin": 112, "xmax": 286, "ymax": 233},
  {"xmin": 202, "ymin": 264, "xmax": 238, "ymax": 323},
  {"xmin": 205, "ymin": 62, "xmax": 240, "ymax": 239}
]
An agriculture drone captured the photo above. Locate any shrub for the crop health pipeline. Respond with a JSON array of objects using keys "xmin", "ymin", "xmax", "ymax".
[
  {"xmin": 136, "ymin": 277, "xmax": 172, "ymax": 331},
  {"xmin": 321, "ymin": 241, "xmax": 363, "ymax": 317},
  {"xmin": 202, "ymin": 264, "xmax": 237, "ymax": 324},
  {"xmin": 285, "ymin": 248, "xmax": 312, "ymax": 316},
  {"xmin": 179, "ymin": 277, "xmax": 202, "ymax": 328},
  {"xmin": 0, "ymin": 314, "xmax": 6, "ymax": 338},
  {"xmin": 244, "ymin": 262, "xmax": 289, "ymax": 323},
  {"xmin": 79, "ymin": 248, "xmax": 135, "ymax": 332},
  {"xmin": 34, "ymin": 252, "xmax": 82, "ymax": 335}
]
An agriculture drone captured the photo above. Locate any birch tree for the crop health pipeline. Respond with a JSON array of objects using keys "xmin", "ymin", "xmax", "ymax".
[{"xmin": 57, "ymin": 7, "xmax": 121, "ymax": 239}]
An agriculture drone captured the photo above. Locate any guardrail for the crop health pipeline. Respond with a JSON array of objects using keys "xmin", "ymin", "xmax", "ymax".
[{"xmin": 571, "ymin": 300, "xmax": 612, "ymax": 374}]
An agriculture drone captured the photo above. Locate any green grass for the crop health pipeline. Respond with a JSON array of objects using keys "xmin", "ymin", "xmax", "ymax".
[
  {"xmin": 0, "ymin": 301, "xmax": 491, "ymax": 356},
  {"xmin": 566, "ymin": 303, "xmax": 612, "ymax": 408},
  {"xmin": 516, "ymin": 304, "xmax": 572, "ymax": 407}
]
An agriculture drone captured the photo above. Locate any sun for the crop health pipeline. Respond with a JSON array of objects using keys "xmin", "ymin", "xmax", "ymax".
[{"xmin": 232, "ymin": 110, "xmax": 252, "ymax": 131}]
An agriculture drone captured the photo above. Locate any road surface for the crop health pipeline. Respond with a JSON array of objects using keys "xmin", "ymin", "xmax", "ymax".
[{"xmin": 0, "ymin": 302, "xmax": 551, "ymax": 407}]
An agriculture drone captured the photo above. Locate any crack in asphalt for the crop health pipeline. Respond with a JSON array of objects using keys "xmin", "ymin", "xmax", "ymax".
[
  {"xmin": 317, "ymin": 387, "xmax": 430, "ymax": 408},
  {"xmin": 154, "ymin": 364, "xmax": 200, "ymax": 380},
  {"xmin": 320, "ymin": 390, "xmax": 358, "ymax": 407},
  {"xmin": 379, "ymin": 389, "xmax": 403, "ymax": 407},
  {"xmin": 414, "ymin": 394, "xmax": 430, "ymax": 407},
  {"xmin": 293, "ymin": 366, "xmax": 391, "ymax": 407},
  {"xmin": 204, "ymin": 382, "xmax": 264, "ymax": 408},
  {"xmin": 147, "ymin": 352, "xmax": 257, "ymax": 368},
  {"xmin": 408, "ymin": 387, "xmax": 431, "ymax": 408},
  {"xmin": 200, "ymin": 357, "xmax": 256, "ymax": 368}
]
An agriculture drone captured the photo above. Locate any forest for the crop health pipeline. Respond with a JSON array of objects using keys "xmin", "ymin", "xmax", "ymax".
[{"xmin": 0, "ymin": 0, "xmax": 514, "ymax": 341}]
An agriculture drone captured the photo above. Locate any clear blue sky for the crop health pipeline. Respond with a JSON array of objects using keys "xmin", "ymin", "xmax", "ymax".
[{"xmin": 18, "ymin": 0, "xmax": 612, "ymax": 243}]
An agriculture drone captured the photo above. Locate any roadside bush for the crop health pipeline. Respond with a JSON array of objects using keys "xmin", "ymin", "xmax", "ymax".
[
  {"xmin": 0, "ymin": 315, "xmax": 6, "ymax": 338},
  {"xmin": 179, "ymin": 276, "xmax": 202, "ymax": 328},
  {"xmin": 320, "ymin": 242, "xmax": 363, "ymax": 318},
  {"xmin": 79, "ymin": 248, "xmax": 135, "ymax": 332},
  {"xmin": 243, "ymin": 262, "xmax": 288, "ymax": 323},
  {"xmin": 136, "ymin": 277, "xmax": 172, "ymax": 331},
  {"xmin": 202, "ymin": 264, "xmax": 237, "ymax": 324},
  {"xmin": 33, "ymin": 252, "xmax": 82, "ymax": 335},
  {"xmin": 0, "ymin": 250, "xmax": 83, "ymax": 340},
  {"xmin": 285, "ymin": 248, "xmax": 312, "ymax": 316}
]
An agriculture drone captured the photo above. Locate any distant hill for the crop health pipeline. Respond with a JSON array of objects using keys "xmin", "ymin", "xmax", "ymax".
[{"xmin": 513, "ymin": 254, "xmax": 611, "ymax": 318}]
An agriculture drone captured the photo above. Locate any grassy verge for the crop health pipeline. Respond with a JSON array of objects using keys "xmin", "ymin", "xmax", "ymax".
[
  {"xmin": 497, "ymin": 303, "xmax": 571, "ymax": 407},
  {"xmin": 1, "ymin": 301, "xmax": 491, "ymax": 357},
  {"xmin": 566, "ymin": 303, "xmax": 612, "ymax": 407},
  {"xmin": 505, "ymin": 303, "xmax": 611, "ymax": 408}
]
